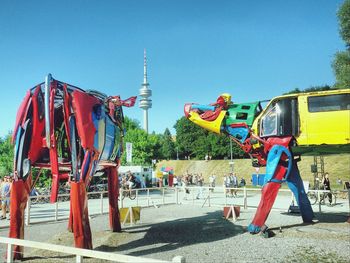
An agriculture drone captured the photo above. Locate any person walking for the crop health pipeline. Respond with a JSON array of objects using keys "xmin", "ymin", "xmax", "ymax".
[
  {"xmin": 322, "ymin": 172, "xmax": 332, "ymax": 204},
  {"xmin": 1, "ymin": 176, "xmax": 11, "ymax": 220}
]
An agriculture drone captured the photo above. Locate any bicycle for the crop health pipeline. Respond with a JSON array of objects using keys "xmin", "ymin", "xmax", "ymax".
[
  {"xmin": 120, "ymin": 188, "xmax": 137, "ymax": 200},
  {"xmin": 307, "ymin": 189, "xmax": 337, "ymax": 206}
]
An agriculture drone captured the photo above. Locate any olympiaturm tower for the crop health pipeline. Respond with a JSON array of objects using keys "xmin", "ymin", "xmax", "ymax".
[{"xmin": 139, "ymin": 49, "xmax": 152, "ymax": 133}]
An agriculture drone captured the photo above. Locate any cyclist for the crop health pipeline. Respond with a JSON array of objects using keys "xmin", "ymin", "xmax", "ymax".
[{"xmin": 126, "ymin": 172, "xmax": 135, "ymax": 190}]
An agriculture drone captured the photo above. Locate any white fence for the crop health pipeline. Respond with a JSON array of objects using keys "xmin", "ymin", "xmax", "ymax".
[
  {"xmin": 8, "ymin": 186, "xmax": 347, "ymax": 226},
  {"xmin": 0, "ymin": 236, "xmax": 185, "ymax": 263}
]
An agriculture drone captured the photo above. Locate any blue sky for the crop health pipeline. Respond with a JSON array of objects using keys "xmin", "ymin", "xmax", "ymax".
[{"xmin": 0, "ymin": 0, "xmax": 345, "ymax": 138}]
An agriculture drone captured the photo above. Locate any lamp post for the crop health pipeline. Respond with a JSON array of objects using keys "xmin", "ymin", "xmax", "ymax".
[{"xmin": 229, "ymin": 139, "xmax": 234, "ymax": 173}]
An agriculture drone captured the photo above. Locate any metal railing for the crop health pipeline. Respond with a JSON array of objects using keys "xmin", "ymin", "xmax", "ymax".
[
  {"xmin": 0, "ymin": 186, "xmax": 348, "ymax": 228},
  {"xmin": 0, "ymin": 236, "xmax": 185, "ymax": 263}
]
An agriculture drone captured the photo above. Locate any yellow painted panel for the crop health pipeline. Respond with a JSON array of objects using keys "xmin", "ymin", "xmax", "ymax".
[
  {"xmin": 300, "ymin": 110, "xmax": 350, "ymax": 145},
  {"xmin": 120, "ymin": 207, "xmax": 141, "ymax": 223},
  {"xmin": 188, "ymin": 110, "xmax": 226, "ymax": 134},
  {"xmin": 297, "ymin": 91, "xmax": 350, "ymax": 146}
]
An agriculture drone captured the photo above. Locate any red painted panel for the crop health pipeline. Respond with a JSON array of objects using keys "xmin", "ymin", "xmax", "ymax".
[
  {"xmin": 28, "ymin": 86, "xmax": 45, "ymax": 163},
  {"xmin": 107, "ymin": 167, "xmax": 121, "ymax": 232},
  {"xmin": 49, "ymin": 82, "xmax": 59, "ymax": 203},
  {"xmin": 63, "ymin": 84, "xmax": 72, "ymax": 150},
  {"xmin": 71, "ymin": 90, "xmax": 100, "ymax": 149},
  {"xmin": 251, "ymin": 165, "xmax": 286, "ymax": 227},
  {"xmin": 12, "ymin": 91, "xmax": 31, "ymax": 144},
  {"xmin": 70, "ymin": 181, "xmax": 92, "ymax": 249},
  {"xmin": 9, "ymin": 179, "xmax": 31, "ymax": 260}
]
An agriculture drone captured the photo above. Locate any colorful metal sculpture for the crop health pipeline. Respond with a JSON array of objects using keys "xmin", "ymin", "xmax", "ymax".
[
  {"xmin": 10, "ymin": 74, "xmax": 136, "ymax": 259},
  {"xmin": 184, "ymin": 93, "xmax": 316, "ymax": 234}
]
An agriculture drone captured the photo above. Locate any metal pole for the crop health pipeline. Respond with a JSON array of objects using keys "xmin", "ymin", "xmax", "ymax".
[
  {"xmin": 244, "ymin": 187, "xmax": 247, "ymax": 209},
  {"xmin": 175, "ymin": 187, "xmax": 178, "ymax": 204},
  {"xmin": 230, "ymin": 140, "xmax": 233, "ymax": 173},
  {"xmin": 348, "ymin": 189, "xmax": 350, "ymax": 215},
  {"xmin": 25, "ymin": 198, "xmax": 31, "ymax": 226},
  {"xmin": 136, "ymin": 189, "xmax": 139, "ymax": 206},
  {"xmin": 100, "ymin": 193, "xmax": 103, "ymax": 214},
  {"xmin": 76, "ymin": 255, "xmax": 83, "ymax": 263},
  {"xmin": 7, "ymin": 243, "xmax": 13, "ymax": 263},
  {"xmin": 162, "ymin": 188, "xmax": 165, "ymax": 205},
  {"xmin": 318, "ymin": 190, "xmax": 322, "ymax": 213},
  {"xmin": 44, "ymin": 74, "xmax": 52, "ymax": 148},
  {"xmin": 208, "ymin": 188, "xmax": 211, "ymax": 207},
  {"xmin": 147, "ymin": 189, "xmax": 150, "ymax": 207},
  {"xmin": 192, "ymin": 188, "xmax": 194, "ymax": 204},
  {"xmin": 55, "ymin": 201, "xmax": 59, "ymax": 221}
]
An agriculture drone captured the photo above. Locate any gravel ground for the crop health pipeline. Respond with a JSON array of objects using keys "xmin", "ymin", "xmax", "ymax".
[{"xmin": 1, "ymin": 204, "xmax": 349, "ymax": 263}]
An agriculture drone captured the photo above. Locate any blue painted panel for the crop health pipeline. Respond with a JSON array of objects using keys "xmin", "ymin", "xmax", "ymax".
[{"xmin": 100, "ymin": 116, "xmax": 115, "ymax": 161}]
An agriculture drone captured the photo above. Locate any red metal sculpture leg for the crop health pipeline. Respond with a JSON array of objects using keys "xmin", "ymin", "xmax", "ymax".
[
  {"xmin": 107, "ymin": 167, "xmax": 121, "ymax": 232},
  {"xmin": 9, "ymin": 180, "xmax": 30, "ymax": 260},
  {"xmin": 68, "ymin": 201, "xmax": 73, "ymax": 232},
  {"xmin": 70, "ymin": 181, "xmax": 92, "ymax": 249},
  {"xmin": 249, "ymin": 165, "xmax": 286, "ymax": 232}
]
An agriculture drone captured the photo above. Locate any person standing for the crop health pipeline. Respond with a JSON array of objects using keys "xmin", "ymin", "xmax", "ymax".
[
  {"xmin": 232, "ymin": 173, "xmax": 238, "ymax": 197},
  {"xmin": 196, "ymin": 174, "xmax": 204, "ymax": 199},
  {"xmin": 1, "ymin": 176, "xmax": 11, "ymax": 220},
  {"xmin": 209, "ymin": 174, "xmax": 216, "ymax": 192},
  {"xmin": 322, "ymin": 172, "xmax": 332, "ymax": 204},
  {"xmin": 182, "ymin": 175, "xmax": 190, "ymax": 200}
]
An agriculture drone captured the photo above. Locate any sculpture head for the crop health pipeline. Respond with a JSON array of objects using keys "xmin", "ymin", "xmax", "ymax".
[{"xmin": 184, "ymin": 94, "xmax": 262, "ymax": 142}]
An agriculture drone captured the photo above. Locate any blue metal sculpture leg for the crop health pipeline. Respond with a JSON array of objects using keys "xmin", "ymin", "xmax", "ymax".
[{"xmin": 286, "ymin": 161, "xmax": 314, "ymax": 222}]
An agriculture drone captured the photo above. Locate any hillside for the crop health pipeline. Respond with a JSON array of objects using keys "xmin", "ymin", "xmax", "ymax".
[{"xmin": 156, "ymin": 154, "xmax": 350, "ymax": 189}]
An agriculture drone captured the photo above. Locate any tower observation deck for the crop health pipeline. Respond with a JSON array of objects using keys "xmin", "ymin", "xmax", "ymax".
[{"xmin": 139, "ymin": 49, "xmax": 152, "ymax": 133}]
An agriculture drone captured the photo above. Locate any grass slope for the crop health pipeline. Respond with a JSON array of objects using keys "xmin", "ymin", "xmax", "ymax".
[{"xmin": 157, "ymin": 154, "xmax": 350, "ymax": 190}]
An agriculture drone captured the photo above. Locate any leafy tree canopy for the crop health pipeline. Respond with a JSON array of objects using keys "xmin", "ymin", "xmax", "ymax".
[
  {"xmin": 174, "ymin": 117, "xmax": 244, "ymax": 160},
  {"xmin": 121, "ymin": 117, "xmax": 162, "ymax": 165},
  {"xmin": 0, "ymin": 133, "xmax": 14, "ymax": 177},
  {"xmin": 283, "ymin": 85, "xmax": 333, "ymax": 95},
  {"xmin": 160, "ymin": 128, "xmax": 176, "ymax": 160},
  {"xmin": 338, "ymin": 0, "xmax": 350, "ymax": 48},
  {"xmin": 333, "ymin": 0, "xmax": 350, "ymax": 88}
]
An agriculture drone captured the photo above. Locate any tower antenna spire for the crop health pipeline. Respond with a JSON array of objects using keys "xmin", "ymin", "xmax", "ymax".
[
  {"xmin": 144, "ymin": 49, "xmax": 147, "ymax": 84},
  {"xmin": 139, "ymin": 49, "xmax": 152, "ymax": 133}
]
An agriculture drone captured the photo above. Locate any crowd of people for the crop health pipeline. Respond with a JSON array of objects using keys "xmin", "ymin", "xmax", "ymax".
[{"xmin": 173, "ymin": 171, "xmax": 248, "ymax": 199}]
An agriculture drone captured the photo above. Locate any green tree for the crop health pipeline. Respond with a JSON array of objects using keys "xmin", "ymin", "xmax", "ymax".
[
  {"xmin": 174, "ymin": 117, "xmax": 208, "ymax": 159},
  {"xmin": 121, "ymin": 118, "xmax": 162, "ymax": 165},
  {"xmin": 123, "ymin": 116, "xmax": 141, "ymax": 130},
  {"xmin": 284, "ymin": 85, "xmax": 332, "ymax": 95},
  {"xmin": 333, "ymin": 0, "xmax": 350, "ymax": 88},
  {"xmin": 174, "ymin": 117, "xmax": 245, "ymax": 160},
  {"xmin": 333, "ymin": 51, "xmax": 350, "ymax": 88},
  {"xmin": 160, "ymin": 128, "xmax": 175, "ymax": 160},
  {"xmin": 338, "ymin": 0, "xmax": 350, "ymax": 47},
  {"xmin": 0, "ymin": 133, "xmax": 14, "ymax": 177}
]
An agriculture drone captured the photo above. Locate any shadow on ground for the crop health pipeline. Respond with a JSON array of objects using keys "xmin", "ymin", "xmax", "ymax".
[
  {"xmin": 280, "ymin": 211, "xmax": 349, "ymax": 223},
  {"xmin": 94, "ymin": 210, "xmax": 244, "ymax": 256}
]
